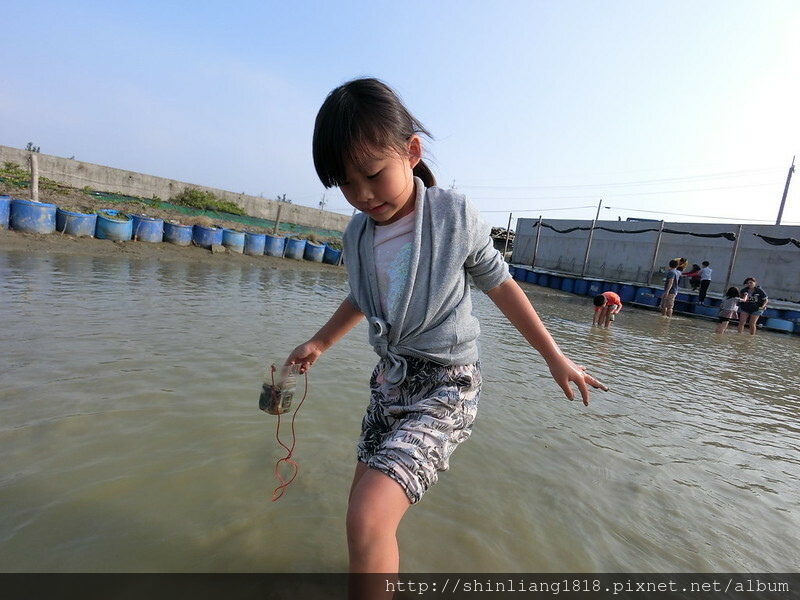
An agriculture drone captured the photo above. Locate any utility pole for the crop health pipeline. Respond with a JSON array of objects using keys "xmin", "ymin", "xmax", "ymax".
[
  {"xmin": 531, "ymin": 215, "xmax": 543, "ymax": 268},
  {"xmin": 581, "ymin": 199, "xmax": 603, "ymax": 277},
  {"xmin": 502, "ymin": 213, "xmax": 513, "ymax": 257},
  {"xmin": 776, "ymin": 156, "xmax": 795, "ymax": 225},
  {"xmin": 647, "ymin": 220, "xmax": 665, "ymax": 285},
  {"xmin": 29, "ymin": 153, "xmax": 39, "ymax": 202}
]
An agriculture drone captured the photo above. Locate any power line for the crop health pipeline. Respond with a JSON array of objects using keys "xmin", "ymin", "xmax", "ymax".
[
  {"xmin": 481, "ymin": 204, "xmax": 596, "ymax": 213},
  {"xmin": 468, "ymin": 181, "xmax": 777, "ymax": 203},
  {"xmin": 603, "ymin": 205, "xmax": 795, "ymax": 224},
  {"xmin": 457, "ymin": 167, "xmax": 783, "ymax": 191}
]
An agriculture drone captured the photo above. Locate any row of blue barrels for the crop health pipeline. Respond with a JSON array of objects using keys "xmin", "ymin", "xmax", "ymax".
[
  {"xmin": 509, "ymin": 264, "xmax": 799, "ymax": 334},
  {"xmin": 0, "ymin": 196, "xmax": 343, "ymax": 265},
  {"xmin": 510, "ymin": 265, "xmax": 640, "ymax": 302}
]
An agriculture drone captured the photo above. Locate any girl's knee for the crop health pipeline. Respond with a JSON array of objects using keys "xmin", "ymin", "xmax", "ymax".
[
  {"xmin": 346, "ymin": 504, "xmax": 393, "ymax": 556},
  {"xmin": 346, "ymin": 471, "xmax": 410, "ymax": 546}
]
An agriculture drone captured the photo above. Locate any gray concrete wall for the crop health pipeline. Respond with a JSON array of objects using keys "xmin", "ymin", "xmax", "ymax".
[
  {"xmin": 0, "ymin": 145, "xmax": 351, "ymax": 233},
  {"xmin": 512, "ymin": 217, "xmax": 800, "ymax": 303}
]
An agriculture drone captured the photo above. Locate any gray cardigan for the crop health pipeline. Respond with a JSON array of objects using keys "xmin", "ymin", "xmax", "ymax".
[{"xmin": 343, "ymin": 178, "xmax": 510, "ymax": 384}]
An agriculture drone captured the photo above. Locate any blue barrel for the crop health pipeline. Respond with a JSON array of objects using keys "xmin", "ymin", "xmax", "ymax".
[
  {"xmin": 508, "ymin": 265, "xmax": 516, "ymax": 278},
  {"xmin": 762, "ymin": 307, "xmax": 781, "ymax": 319},
  {"xmin": 587, "ymin": 280, "xmax": 603, "ymax": 296},
  {"xmin": 548, "ymin": 275, "xmax": 562, "ymax": 289},
  {"xmin": 284, "ymin": 238, "xmax": 307, "ymax": 260},
  {"xmin": 525, "ymin": 269, "xmax": 538, "ymax": 285},
  {"xmin": 635, "ymin": 287, "xmax": 659, "ymax": 306},
  {"xmin": 192, "ymin": 225, "xmax": 223, "ymax": 249},
  {"xmin": 784, "ymin": 310, "xmax": 800, "ymax": 323},
  {"xmin": 513, "ymin": 267, "xmax": 528, "ymax": 281},
  {"xmin": 560, "ymin": 277, "xmax": 575, "ymax": 293},
  {"xmin": 537, "ymin": 273, "xmax": 549, "ymax": 287},
  {"xmin": 163, "ymin": 221, "xmax": 193, "ymax": 246},
  {"xmin": 676, "ymin": 292, "xmax": 690, "ymax": 303},
  {"xmin": 264, "ymin": 234, "xmax": 286, "ymax": 257},
  {"xmin": 764, "ymin": 318, "xmax": 794, "ymax": 333},
  {"xmin": 619, "ymin": 284, "xmax": 637, "ymax": 303},
  {"xmin": 222, "ymin": 229, "xmax": 245, "ymax": 253},
  {"xmin": 95, "ymin": 209, "xmax": 133, "ymax": 241},
  {"xmin": 694, "ymin": 304, "xmax": 719, "ymax": 317},
  {"xmin": 323, "ymin": 244, "xmax": 343, "ymax": 265},
  {"xmin": 304, "ymin": 241, "xmax": 325, "ymax": 262},
  {"xmin": 244, "ymin": 232, "xmax": 266, "ymax": 255},
  {"xmin": 56, "ymin": 208, "xmax": 97, "ymax": 237},
  {"xmin": 0, "ymin": 195, "xmax": 10, "ymax": 229},
  {"xmin": 10, "ymin": 198, "xmax": 56, "ymax": 234},
  {"xmin": 131, "ymin": 215, "xmax": 164, "ymax": 242},
  {"xmin": 574, "ymin": 279, "xmax": 590, "ymax": 295}
]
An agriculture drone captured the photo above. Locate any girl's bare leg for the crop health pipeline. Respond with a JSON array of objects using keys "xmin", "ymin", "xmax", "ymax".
[
  {"xmin": 737, "ymin": 314, "xmax": 748, "ymax": 333},
  {"xmin": 347, "ymin": 463, "xmax": 411, "ymax": 599},
  {"xmin": 748, "ymin": 315, "xmax": 760, "ymax": 335}
]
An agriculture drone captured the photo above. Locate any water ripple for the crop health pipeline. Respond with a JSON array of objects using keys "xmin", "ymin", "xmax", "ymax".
[{"xmin": 1, "ymin": 251, "xmax": 798, "ymax": 572}]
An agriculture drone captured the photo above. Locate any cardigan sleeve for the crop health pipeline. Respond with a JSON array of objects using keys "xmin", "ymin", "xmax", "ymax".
[{"xmin": 463, "ymin": 198, "xmax": 511, "ymax": 292}]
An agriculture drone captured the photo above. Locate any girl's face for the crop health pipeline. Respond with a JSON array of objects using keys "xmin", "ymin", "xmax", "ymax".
[
  {"xmin": 745, "ymin": 279, "xmax": 756, "ymax": 289},
  {"xmin": 339, "ymin": 136, "xmax": 421, "ymax": 225}
]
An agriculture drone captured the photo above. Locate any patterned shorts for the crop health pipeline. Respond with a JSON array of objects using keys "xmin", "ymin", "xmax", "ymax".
[{"xmin": 356, "ymin": 356, "xmax": 482, "ymax": 504}]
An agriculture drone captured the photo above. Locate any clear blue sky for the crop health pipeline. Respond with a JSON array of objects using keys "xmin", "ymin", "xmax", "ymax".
[{"xmin": 3, "ymin": 0, "xmax": 799, "ymax": 229}]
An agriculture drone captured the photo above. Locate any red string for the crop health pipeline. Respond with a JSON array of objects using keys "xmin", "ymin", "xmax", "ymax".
[{"xmin": 271, "ymin": 367, "xmax": 308, "ymax": 501}]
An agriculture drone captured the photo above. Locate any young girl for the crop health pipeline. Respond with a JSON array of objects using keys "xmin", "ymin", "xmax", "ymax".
[
  {"xmin": 715, "ymin": 286, "xmax": 741, "ymax": 334},
  {"xmin": 285, "ymin": 77, "xmax": 607, "ymax": 597},
  {"xmin": 737, "ymin": 277, "xmax": 769, "ymax": 335}
]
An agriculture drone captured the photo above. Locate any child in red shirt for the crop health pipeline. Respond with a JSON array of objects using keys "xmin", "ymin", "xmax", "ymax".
[{"xmin": 593, "ymin": 291, "xmax": 622, "ymax": 328}]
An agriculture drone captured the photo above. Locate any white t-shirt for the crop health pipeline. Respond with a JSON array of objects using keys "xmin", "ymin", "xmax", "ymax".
[
  {"xmin": 373, "ymin": 211, "xmax": 415, "ymax": 317},
  {"xmin": 699, "ymin": 266, "xmax": 712, "ymax": 281}
]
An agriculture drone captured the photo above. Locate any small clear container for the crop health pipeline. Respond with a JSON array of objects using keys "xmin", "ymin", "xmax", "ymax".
[{"xmin": 259, "ymin": 363, "xmax": 301, "ymax": 415}]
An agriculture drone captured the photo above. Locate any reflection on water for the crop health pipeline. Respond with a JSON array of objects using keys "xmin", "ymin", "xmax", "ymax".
[{"xmin": 1, "ymin": 250, "xmax": 798, "ymax": 573}]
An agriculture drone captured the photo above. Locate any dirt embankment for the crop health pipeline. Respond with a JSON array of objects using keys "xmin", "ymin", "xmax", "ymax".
[{"xmin": 0, "ymin": 183, "xmax": 341, "ymax": 272}]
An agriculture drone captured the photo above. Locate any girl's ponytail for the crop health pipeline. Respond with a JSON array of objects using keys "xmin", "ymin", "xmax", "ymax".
[{"xmin": 413, "ymin": 160, "xmax": 436, "ymax": 188}]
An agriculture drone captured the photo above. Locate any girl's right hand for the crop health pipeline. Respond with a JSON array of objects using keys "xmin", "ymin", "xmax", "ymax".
[
  {"xmin": 286, "ymin": 341, "xmax": 325, "ymax": 373},
  {"xmin": 545, "ymin": 354, "xmax": 607, "ymax": 406}
]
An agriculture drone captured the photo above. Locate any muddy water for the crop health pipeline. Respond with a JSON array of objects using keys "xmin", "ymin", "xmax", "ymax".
[{"xmin": 1, "ymin": 250, "xmax": 798, "ymax": 573}]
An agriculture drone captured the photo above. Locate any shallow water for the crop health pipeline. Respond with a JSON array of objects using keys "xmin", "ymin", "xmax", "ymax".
[{"xmin": 1, "ymin": 250, "xmax": 798, "ymax": 573}]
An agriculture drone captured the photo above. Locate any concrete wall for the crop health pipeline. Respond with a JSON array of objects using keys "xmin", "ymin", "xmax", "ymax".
[
  {"xmin": 512, "ymin": 217, "xmax": 800, "ymax": 303},
  {"xmin": 0, "ymin": 145, "xmax": 351, "ymax": 233}
]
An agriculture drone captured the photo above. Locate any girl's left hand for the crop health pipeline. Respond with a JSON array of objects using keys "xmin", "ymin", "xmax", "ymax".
[{"xmin": 546, "ymin": 355, "xmax": 608, "ymax": 406}]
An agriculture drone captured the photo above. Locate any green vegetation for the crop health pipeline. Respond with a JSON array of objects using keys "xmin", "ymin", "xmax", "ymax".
[
  {"xmin": 169, "ymin": 188, "xmax": 247, "ymax": 216},
  {"xmin": 2, "ymin": 161, "xmax": 28, "ymax": 183},
  {"xmin": 98, "ymin": 209, "xmax": 130, "ymax": 221},
  {"xmin": 0, "ymin": 161, "xmax": 61, "ymax": 191}
]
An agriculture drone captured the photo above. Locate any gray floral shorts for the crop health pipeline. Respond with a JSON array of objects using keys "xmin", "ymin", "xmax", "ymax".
[{"xmin": 356, "ymin": 356, "xmax": 481, "ymax": 504}]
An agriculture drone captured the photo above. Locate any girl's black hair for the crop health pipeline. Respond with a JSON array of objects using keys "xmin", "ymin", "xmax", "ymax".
[
  {"xmin": 312, "ymin": 77, "xmax": 436, "ymax": 189},
  {"xmin": 726, "ymin": 286, "xmax": 740, "ymax": 298}
]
